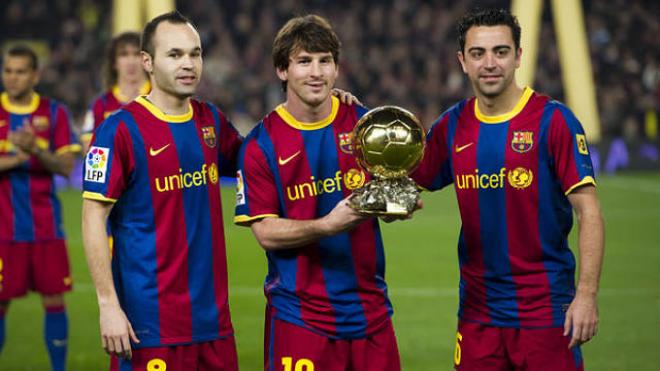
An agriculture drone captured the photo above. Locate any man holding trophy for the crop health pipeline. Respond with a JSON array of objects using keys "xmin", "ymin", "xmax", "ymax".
[{"xmin": 234, "ymin": 14, "xmax": 422, "ymax": 371}]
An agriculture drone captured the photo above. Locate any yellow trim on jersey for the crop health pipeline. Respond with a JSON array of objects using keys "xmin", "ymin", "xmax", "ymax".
[
  {"xmin": 112, "ymin": 81, "xmax": 151, "ymax": 103},
  {"xmin": 234, "ymin": 214, "xmax": 279, "ymax": 225},
  {"xmin": 475, "ymin": 87, "xmax": 534, "ymax": 124},
  {"xmin": 82, "ymin": 191, "xmax": 117, "ymax": 203},
  {"xmin": 275, "ymin": 96, "xmax": 339, "ymax": 131},
  {"xmin": 1, "ymin": 92, "xmax": 40, "ymax": 114},
  {"xmin": 35, "ymin": 137, "xmax": 49, "ymax": 150},
  {"xmin": 135, "ymin": 96, "xmax": 193, "ymax": 123},
  {"xmin": 0, "ymin": 140, "xmax": 14, "ymax": 153},
  {"xmin": 80, "ymin": 133, "xmax": 93, "ymax": 142},
  {"xmin": 55, "ymin": 143, "xmax": 82, "ymax": 155},
  {"xmin": 565, "ymin": 176, "xmax": 596, "ymax": 195}
]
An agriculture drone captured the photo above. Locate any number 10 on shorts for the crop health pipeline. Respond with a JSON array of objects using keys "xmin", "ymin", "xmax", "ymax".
[{"xmin": 282, "ymin": 356, "xmax": 314, "ymax": 371}]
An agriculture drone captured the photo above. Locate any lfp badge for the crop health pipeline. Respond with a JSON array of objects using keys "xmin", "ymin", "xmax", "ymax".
[
  {"xmin": 511, "ymin": 131, "xmax": 533, "ymax": 153},
  {"xmin": 85, "ymin": 146, "xmax": 109, "ymax": 183}
]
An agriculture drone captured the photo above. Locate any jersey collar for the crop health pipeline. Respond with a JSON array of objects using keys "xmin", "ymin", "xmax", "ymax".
[
  {"xmin": 475, "ymin": 86, "xmax": 534, "ymax": 124},
  {"xmin": 1, "ymin": 92, "xmax": 40, "ymax": 114},
  {"xmin": 136, "ymin": 96, "xmax": 193, "ymax": 123},
  {"xmin": 275, "ymin": 96, "xmax": 339, "ymax": 130}
]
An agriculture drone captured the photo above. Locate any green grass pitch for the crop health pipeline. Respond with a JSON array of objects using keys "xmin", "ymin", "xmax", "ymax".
[{"xmin": 1, "ymin": 173, "xmax": 659, "ymax": 370}]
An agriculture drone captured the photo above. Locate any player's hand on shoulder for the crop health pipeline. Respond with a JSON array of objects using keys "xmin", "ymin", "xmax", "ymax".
[
  {"xmin": 99, "ymin": 303, "xmax": 140, "ymax": 360},
  {"xmin": 332, "ymin": 88, "xmax": 363, "ymax": 106}
]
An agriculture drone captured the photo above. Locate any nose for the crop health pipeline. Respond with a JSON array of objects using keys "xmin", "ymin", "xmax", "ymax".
[
  {"xmin": 310, "ymin": 60, "xmax": 322, "ymax": 77},
  {"xmin": 181, "ymin": 54, "xmax": 194, "ymax": 70},
  {"xmin": 484, "ymin": 52, "xmax": 497, "ymax": 69}
]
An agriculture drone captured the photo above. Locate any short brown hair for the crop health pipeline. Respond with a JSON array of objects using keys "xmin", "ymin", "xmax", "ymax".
[
  {"xmin": 4, "ymin": 44, "xmax": 38, "ymax": 70},
  {"xmin": 102, "ymin": 32, "xmax": 141, "ymax": 90},
  {"xmin": 141, "ymin": 10, "xmax": 196, "ymax": 58},
  {"xmin": 272, "ymin": 15, "xmax": 341, "ymax": 91}
]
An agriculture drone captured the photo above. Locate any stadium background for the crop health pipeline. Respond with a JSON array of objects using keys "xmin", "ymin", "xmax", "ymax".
[{"xmin": 1, "ymin": 0, "xmax": 658, "ymax": 370}]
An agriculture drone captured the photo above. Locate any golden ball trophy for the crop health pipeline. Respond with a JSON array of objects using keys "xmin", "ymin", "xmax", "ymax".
[{"xmin": 349, "ymin": 106, "xmax": 425, "ymax": 215}]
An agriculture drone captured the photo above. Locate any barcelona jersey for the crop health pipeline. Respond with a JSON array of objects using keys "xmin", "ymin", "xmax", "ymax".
[
  {"xmin": 80, "ymin": 82, "xmax": 151, "ymax": 143},
  {"xmin": 235, "ymin": 96, "xmax": 393, "ymax": 339},
  {"xmin": 412, "ymin": 87, "xmax": 596, "ymax": 328},
  {"xmin": 0, "ymin": 93, "xmax": 80, "ymax": 242},
  {"xmin": 82, "ymin": 96, "xmax": 241, "ymax": 347}
]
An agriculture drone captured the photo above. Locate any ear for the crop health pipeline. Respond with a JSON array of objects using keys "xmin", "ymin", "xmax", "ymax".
[
  {"xmin": 276, "ymin": 67, "xmax": 288, "ymax": 83},
  {"xmin": 141, "ymin": 51, "xmax": 153, "ymax": 74},
  {"xmin": 457, "ymin": 51, "xmax": 468, "ymax": 74},
  {"xmin": 515, "ymin": 47, "xmax": 522, "ymax": 68}
]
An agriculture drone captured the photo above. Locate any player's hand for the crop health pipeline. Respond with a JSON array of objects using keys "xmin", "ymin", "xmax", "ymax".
[
  {"xmin": 332, "ymin": 88, "xmax": 362, "ymax": 106},
  {"xmin": 379, "ymin": 199, "xmax": 424, "ymax": 223},
  {"xmin": 9, "ymin": 125, "xmax": 37, "ymax": 154},
  {"xmin": 563, "ymin": 291, "xmax": 599, "ymax": 348},
  {"xmin": 322, "ymin": 196, "xmax": 369, "ymax": 234},
  {"xmin": 99, "ymin": 303, "xmax": 140, "ymax": 359}
]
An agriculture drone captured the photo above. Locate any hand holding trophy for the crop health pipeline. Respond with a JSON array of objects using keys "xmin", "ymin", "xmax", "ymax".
[{"xmin": 349, "ymin": 106, "xmax": 425, "ymax": 215}]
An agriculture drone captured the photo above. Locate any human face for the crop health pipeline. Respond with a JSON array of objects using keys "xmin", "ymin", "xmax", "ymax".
[
  {"xmin": 277, "ymin": 49, "xmax": 338, "ymax": 108},
  {"xmin": 2, "ymin": 55, "xmax": 38, "ymax": 100},
  {"xmin": 457, "ymin": 25, "xmax": 521, "ymax": 99},
  {"xmin": 142, "ymin": 21, "xmax": 202, "ymax": 99},
  {"xmin": 114, "ymin": 43, "xmax": 143, "ymax": 82}
]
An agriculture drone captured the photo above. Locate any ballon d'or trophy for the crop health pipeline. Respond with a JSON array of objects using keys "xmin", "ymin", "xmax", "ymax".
[{"xmin": 349, "ymin": 106, "xmax": 425, "ymax": 215}]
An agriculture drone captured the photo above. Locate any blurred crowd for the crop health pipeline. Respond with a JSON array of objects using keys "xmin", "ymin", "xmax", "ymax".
[{"xmin": 1, "ymin": 0, "xmax": 658, "ymax": 141}]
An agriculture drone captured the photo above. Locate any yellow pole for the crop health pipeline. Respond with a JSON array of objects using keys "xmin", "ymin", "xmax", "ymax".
[
  {"xmin": 112, "ymin": 0, "xmax": 143, "ymax": 35},
  {"xmin": 145, "ymin": 0, "xmax": 175, "ymax": 20},
  {"xmin": 511, "ymin": 0, "xmax": 543, "ymax": 88},
  {"xmin": 551, "ymin": 0, "xmax": 602, "ymax": 142}
]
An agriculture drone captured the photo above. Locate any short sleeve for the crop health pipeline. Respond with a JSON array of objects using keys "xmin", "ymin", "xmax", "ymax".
[
  {"xmin": 234, "ymin": 135, "xmax": 279, "ymax": 225},
  {"xmin": 207, "ymin": 103, "xmax": 242, "ymax": 176},
  {"xmin": 82, "ymin": 113, "xmax": 134, "ymax": 203},
  {"xmin": 410, "ymin": 112, "xmax": 453, "ymax": 191},
  {"xmin": 51, "ymin": 103, "xmax": 81, "ymax": 155},
  {"xmin": 548, "ymin": 105, "xmax": 596, "ymax": 195}
]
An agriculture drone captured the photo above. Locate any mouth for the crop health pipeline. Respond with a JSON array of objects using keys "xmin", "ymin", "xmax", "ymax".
[
  {"xmin": 480, "ymin": 75, "xmax": 502, "ymax": 83},
  {"xmin": 306, "ymin": 81, "xmax": 326, "ymax": 92},
  {"xmin": 176, "ymin": 76, "xmax": 197, "ymax": 85}
]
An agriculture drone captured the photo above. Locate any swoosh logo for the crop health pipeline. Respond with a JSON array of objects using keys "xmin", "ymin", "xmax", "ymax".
[
  {"xmin": 455, "ymin": 142, "xmax": 474, "ymax": 153},
  {"xmin": 278, "ymin": 150, "xmax": 301, "ymax": 166},
  {"xmin": 149, "ymin": 144, "xmax": 171, "ymax": 156}
]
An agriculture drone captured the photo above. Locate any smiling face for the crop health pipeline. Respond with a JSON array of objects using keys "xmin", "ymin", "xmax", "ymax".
[
  {"xmin": 142, "ymin": 21, "xmax": 202, "ymax": 99},
  {"xmin": 277, "ymin": 48, "xmax": 338, "ymax": 109},
  {"xmin": 457, "ymin": 25, "xmax": 521, "ymax": 99}
]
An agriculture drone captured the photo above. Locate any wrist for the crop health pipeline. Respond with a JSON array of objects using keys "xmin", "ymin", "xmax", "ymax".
[{"xmin": 576, "ymin": 285, "xmax": 598, "ymax": 298}]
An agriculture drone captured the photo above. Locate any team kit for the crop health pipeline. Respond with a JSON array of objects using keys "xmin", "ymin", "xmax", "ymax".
[{"xmin": 1, "ymin": 7, "xmax": 604, "ymax": 371}]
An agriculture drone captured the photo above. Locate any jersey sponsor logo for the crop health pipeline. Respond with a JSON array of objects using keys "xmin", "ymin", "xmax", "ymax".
[
  {"xmin": 455, "ymin": 167, "xmax": 534, "ymax": 190},
  {"xmin": 278, "ymin": 150, "xmax": 301, "ymax": 166},
  {"xmin": 455, "ymin": 142, "xmax": 474, "ymax": 153},
  {"xmin": 511, "ymin": 131, "xmax": 533, "ymax": 153},
  {"xmin": 286, "ymin": 168, "xmax": 365, "ymax": 201},
  {"xmin": 576, "ymin": 134, "xmax": 589, "ymax": 155},
  {"xmin": 201, "ymin": 126, "xmax": 217, "ymax": 148},
  {"xmin": 85, "ymin": 146, "xmax": 110, "ymax": 183},
  {"xmin": 32, "ymin": 116, "xmax": 49, "ymax": 131},
  {"xmin": 338, "ymin": 132, "xmax": 354, "ymax": 154},
  {"xmin": 236, "ymin": 169, "xmax": 246, "ymax": 206},
  {"xmin": 149, "ymin": 143, "xmax": 170, "ymax": 156},
  {"xmin": 507, "ymin": 167, "xmax": 534, "ymax": 189},
  {"xmin": 154, "ymin": 163, "xmax": 219, "ymax": 192}
]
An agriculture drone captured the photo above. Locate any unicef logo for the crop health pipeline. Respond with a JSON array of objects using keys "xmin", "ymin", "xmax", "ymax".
[
  {"xmin": 208, "ymin": 163, "xmax": 219, "ymax": 185},
  {"xmin": 343, "ymin": 168, "xmax": 366, "ymax": 190},
  {"xmin": 87, "ymin": 148, "xmax": 107, "ymax": 169},
  {"xmin": 507, "ymin": 167, "xmax": 533, "ymax": 189}
]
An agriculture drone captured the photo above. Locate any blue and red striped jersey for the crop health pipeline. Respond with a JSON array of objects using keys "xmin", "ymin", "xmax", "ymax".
[
  {"xmin": 82, "ymin": 96, "xmax": 241, "ymax": 347},
  {"xmin": 0, "ymin": 92, "xmax": 81, "ymax": 242},
  {"xmin": 412, "ymin": 87, "xmax": 596, "ymax": 328},
  {"xmin": 235, "ymin": 97, "xmax": 393, "ymax": 339},
  {"xmin": 80, "ymin": 82, "xmax": 151, "ymax": 143}
]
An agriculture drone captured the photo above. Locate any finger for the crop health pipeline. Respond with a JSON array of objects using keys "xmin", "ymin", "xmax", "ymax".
[
  {"xmin": 106, "ymin": 335, "xmax": 117, "ymax": 355},
  {"xmin": 101, "ymin": 335, "xmax": 110, "ymax": 354},
  {"xmin": 563, "ymin": 311, "xmax": 572, "ymax": 337},
  {"xmin": 128, "ymin": 322, "xmax": 140, "ymax": 344},
  {"xmin": 120, "ymin": 334, "xmax": 131, "ymax": 359},
  {"xmin": 569, "ymin": 321, "xmax": 582, "ymax": 348}
]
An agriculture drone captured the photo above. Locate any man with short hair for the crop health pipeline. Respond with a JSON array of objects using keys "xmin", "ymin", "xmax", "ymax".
[
  {"xmin": 235, "ymin": 14, "xmax": 404, "ymax": 371},
  {"xmin": 82, "ymin": 11, "xmax": 241, "ymax": 370},
  {"xmin": 412, "ymin": 8, "xmax": 605, "ymax": 370},
  {"xmin": 0, "ymin": 44, "xmax": 80, "ymax": 371}
]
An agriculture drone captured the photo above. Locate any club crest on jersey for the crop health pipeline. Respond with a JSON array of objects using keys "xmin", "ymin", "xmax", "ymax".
[
  {"xmin": 32, "ymin": 116, "xmax": 50, "ymax": 131},
  {"xmin": 201, "ymin": 126, "xmax": 217, "ymax": 148},
  {"xmin": 338, "ymin": 132, "xmax": 353, "ymax": 154},
  {"xmin": 511, "ymin": 131, "xmax": 533, "ymax": 153}
]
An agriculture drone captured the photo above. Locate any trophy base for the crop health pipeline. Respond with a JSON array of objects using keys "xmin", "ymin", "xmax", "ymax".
[{"xmin": 349, "ymin": 177, "xmax": 419, "ymax": 216}]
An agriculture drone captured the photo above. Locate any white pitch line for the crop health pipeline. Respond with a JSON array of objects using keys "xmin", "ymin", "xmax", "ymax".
[{"xmin": 68, "ymin": 283, "xmax": 659, "ymax": 297}]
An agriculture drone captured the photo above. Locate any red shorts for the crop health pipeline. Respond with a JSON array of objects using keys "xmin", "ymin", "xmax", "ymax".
[
  {"xmin": 0, "ymin": 240, "xmax": 72, "ymax": 300},
  {"xmin": 454, "ymin": 320, "xmax": 584, "ymax": 371},
  {"xmin": 109, "ymin": 337, "xmax": 238, "ymax": 371},
  {"xmin": 265, "ymin": 314, "xmax": 400, "ymax": 371}
]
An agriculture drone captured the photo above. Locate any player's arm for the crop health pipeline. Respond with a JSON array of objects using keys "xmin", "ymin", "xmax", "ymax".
[
  {"xmin": 0, "ymin": 150, "xmax": 30, "ymax": 171},
  {"xmin": 564, "ymin": 184, "xmax": 604, "ymax": 348},
  {"xmin": 82, "ymin": 199, "xmax": 139, "ymax": 359},
  {"xmin": 9, "ymin": 125, "xmax": 77, "ymax": 176},
  {"xmin": 250, "ymin": 197, "xmax": 368, "ymax": 251}
]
